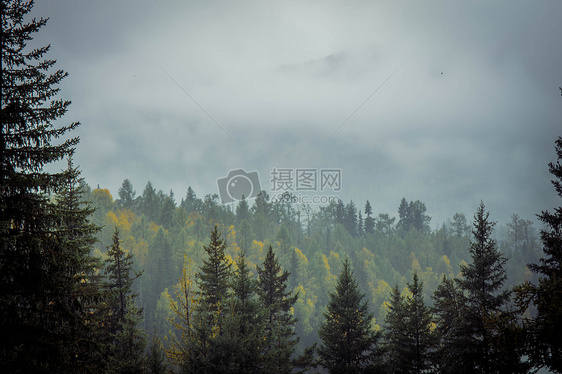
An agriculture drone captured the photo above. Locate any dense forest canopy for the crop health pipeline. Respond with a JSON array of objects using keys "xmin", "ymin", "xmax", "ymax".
[{"xmin": 2, "ymin": 1, "xmax": 562, "ymax": 373}]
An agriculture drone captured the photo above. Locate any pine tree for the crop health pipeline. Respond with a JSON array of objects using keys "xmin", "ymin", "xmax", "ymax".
[
  {"xmin": 515, "ymin": 136, "xmax": 562, "ymax": 373},
  {"xmin": 384, "ymin": 285, "xmax": 409, "ymax": 374},
  {"xmin": 0, "ymin": 1, "xmax": 83, "ymax": 370},
  {"xmin": 147, "ymin": 336, "xmax": 168, "ymax": 374},
  {"xmin": 397, "ymin": 197, "xmax": 412, "ymax": 232},
  {"xmin": 118, "ymin": 179, "xmax": 136, "ymax": 210},
  {"xmin": 257, "ymin": 245, "xmax": 299, "ymax": 374},
  {"xmin": 404, "ymin": 274, "xmax": 436, "ymax": 374},
  {"xmin": 318, "ymin": 258, "xmax": 380, "ymax": 374},
  {"xmin": 384, "ymin": 274, "xmax": 435, "ymax": 374},
  {"xmin": 236, "ymin": 195, "xmax": 250, "ymax": 223},
  {"xmin": 211, "ymin": 250, "xmax": 265, "ymax": 373},
  {"xmin": 435, "ymin": 202, "xmax": 518, "ymax": 373},
  {"xmin": 104, "ymin": 228, "xmax": 146, "ymax": 372},
  {"xmin": 364, "ymin": 201, "xmax": 375, "ymax": 235},
  {"xmin": 53, "ymin": 158, "xmax": 106, "ymax": 372},
  {"xmin": 456, "ymin": 202, "xmax": 510, "ymax": 373},
  {"xmin": 196, "ymin": 225, "xmax": 231, "ymax": 311},
  {"xmin": 432, "ymin": 275, "xmax": 468, "ymax": 374}
]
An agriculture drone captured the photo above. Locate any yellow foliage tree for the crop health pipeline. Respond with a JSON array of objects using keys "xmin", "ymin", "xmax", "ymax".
[{"xmin": 166, "ymin": 256, "xmax": 197, "ymax": 367}]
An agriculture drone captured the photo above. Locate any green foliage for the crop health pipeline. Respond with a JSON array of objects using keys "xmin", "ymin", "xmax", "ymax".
[
  {"xmin": 434, "ymin": 202, "xmax": 526, "ymax": 374},
  {"xmin": 257, "ymin": 245, "xmax": 299, "ymax": 374},
  {"xmin": 318, "ymin": 258, "xmax": 381, "ymax": 373},
  {"xmin": 196, "ymin": 225, "xmax": 232, "ymax": 310},
  {"xmin": 0, "ymin": 1, "xmax": 90, "ymax": 370},
  {"xmin": 384, "ymin": 274, "xmax": 436, "ymax": 374},
  {"xmin": 515, "ymin": 136, "xmax": 562, "ymax": 373}
]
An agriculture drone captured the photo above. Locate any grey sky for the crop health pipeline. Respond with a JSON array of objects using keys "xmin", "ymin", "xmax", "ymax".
[{"xmin": 32, "ymin": 0, "xmax": 562, "ymax": 226}]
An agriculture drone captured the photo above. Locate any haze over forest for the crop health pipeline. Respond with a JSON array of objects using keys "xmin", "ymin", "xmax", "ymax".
[
  {"xmin": 2, "ymin": 1, "xmax": 562, "ymax": 373},
  {"xmin": 31, "ymin": 0, "xmax": 562, "ymax": 225}
]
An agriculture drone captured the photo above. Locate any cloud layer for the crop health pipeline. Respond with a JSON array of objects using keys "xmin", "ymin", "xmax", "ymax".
[{"xmin": 32, "ymin": 0, "xmax": 562, "ymax": 225}]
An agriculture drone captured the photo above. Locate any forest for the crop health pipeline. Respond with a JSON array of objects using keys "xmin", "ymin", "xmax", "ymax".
[{"xmin": 2, "ymin": 1, "xmax": 562, "ymax": 373}]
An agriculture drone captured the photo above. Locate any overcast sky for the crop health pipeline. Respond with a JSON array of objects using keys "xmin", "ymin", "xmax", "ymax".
[{"xmin": 31, "ymin": 0, "xmax": 562, "ymax": 226}]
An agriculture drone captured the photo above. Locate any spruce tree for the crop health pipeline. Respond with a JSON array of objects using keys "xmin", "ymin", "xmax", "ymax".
[
  {"xmin": 53, "ymin": 158, "xmax": 106, "ymax": 372},
  {"xmin": 384, "ymin": 285, "xmax": 409, "ymax": 374},
  {"xmin": 212, "ymin": 250, "xmax": 265, "ymax": 373},
  {"xmin": 196, "ymin": 225, "xmax": 231, "ymax": 311},
  {"xmin": 435, "ymin": 202, "xmax": 519, "ymax": 374},
  {"xmin": 318, "ymin": 258, "xmax": 380, "ymax": 374},
  {"xmin": 384, "ymin": 274, "xmax": 435, "ymax": 374},
  {"xmin": 104, "ymin": 228, "xmax": 146, "ymax": 372},
  {"xmin": 1, "ymin": 1, "xmax": 84, "ymax": 370},
  {"xmin": 432, "ymin": 276, "xmax": 468, "ymax": 374},
  {"xmin": 364, "ymin": 201, "xmax": 375, "ymax": 235},
  {"xmin": 404, "ymin": 274, "xmax": 436, "ymax": 374},
  {"xmin": 456, "ymin": 202, "xmax": 510, "ymax": 373},
  {"xmin": 515, "ymin": 136, "xmax": 562, "ymax": 373},
  {"xmin": 257, "ymin": 245, "xmax": 299, "ymax": 374}
]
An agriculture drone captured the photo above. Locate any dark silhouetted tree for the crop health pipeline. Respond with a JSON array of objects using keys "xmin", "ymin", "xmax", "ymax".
[
  {"xmin": 257, "ymin": 245, "xmax": 299, "ymax": 374},
  {"xmin": 0, "ymin": 1, "xmax": 87, "ymax": 371},
  {"xmin": 318, "ymin": 258, "xmax": 380, "ymax": 373},
  {"xmin": 515, "ymin": 136, "xmax": 562, "ymax": 373}
]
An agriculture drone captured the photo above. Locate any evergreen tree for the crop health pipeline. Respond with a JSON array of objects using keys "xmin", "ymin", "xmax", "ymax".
[
  {"xmin": 318, "ymin": 258, "xmax": 380, "ymax": 374},
  {"xmin": 344, "ymin": 201, "xmax": 358, "ymax": 236},
  {"xmin": 276, "ymin": 223, "xmax": 292, "ymax": 256},
  {"xmin": 376, "ymin": 213, "xmax": 396, "ymax": 236},
  {"xmin": 435, "ymin": 202, "xmax": 519, "ymax": 374},
  {"xmin": 456, "ymin": 202, "xmax": 510, "ymax": 373},
  {"xmin": 364, "ymin": 201, "xmax": 375, "ymax": 235},
  {"xmin": 432, "ymin": 276, "xmax": 468, "ymax": 374},
  {"xmin": 451, "ymin": 213, "xmax": 469, "ymax": 238},
  {"xmin": 147, "ymin": 336, "xmax": 168, "ymax": 374},
  {"xmin": 53, "ymin": 158, "xmax": 107, "ymax": 371},
  {"xmin": 182, "ymin": 186, "xmax": 201, "ymax": 213},
  {"xmin": 236, "ymin": 195, "xmax": 250, "ymax": 223},
  {"xmin": 515, "ymin": 136, "xmax": 562, "ymax": 373},
  {"xmin": 140, "ymin": 181, "xmax": 159, "ymax": 222},
  {"xmin": 257, "ymin": 245, "xmax": 299, "ymax": 374},
  {"xmin": 397, "ymin": 197, "xmax": 412, "ymax": 232},
  {"xmin": 0, "ymin": 1, "xmax": 84, "ymax": 371},
  {"xmin": 211, "ymin": 250, "xmax": 265, "ymax": 373},
  {"xmin": 404, "ymin": 274, "xmax": 436, "ymax": 374},
  {"xmin": 196, "ymin": 225, "xmax": 231, "ymax": 311},
  {"xmin": 384, "ymin": 285, "xmax": 409, "ymax": 374},
  {"xmin": 118, "ymin": 179, "xmax": 136, "ymax": 210},
  {"xmin": 384, "ymin": 274, "xmax": 435, "ymax": 374},
  {"xmin": 105, "ymin": 296, "xmax": 147, "ymax": 374},
  {"xmin": 357, "ymin": 211, "xmax": 364, "ymax": 238},
  {"xmin": 104, "ymin": 228, "xmax": 146, "ymax": 372}
]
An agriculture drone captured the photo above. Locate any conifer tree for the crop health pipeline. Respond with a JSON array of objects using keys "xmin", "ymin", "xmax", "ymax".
[
  {"xmin": 434, "ymin": 202, "xmax": 520, "ymax": 374},
  {"xmin": 257, "ymin": 245, "xmax": 299, "ymax": 374},
  {"xmin": 456, "ymin": 202, "xmax": 510, "ymax": 373},
  {"xmin": 1, "ymin": 1, "xmax": 84, "ymax": 370},
  {"xmin": 318, "ymin": 258, "xmax": 380, "ymax": 374},
  {"xmin": 53, "ymin": 158, "xmax": 106, "ymax": 371},
  {"xmin": 364, "ymin": 201, "xmax": 375, "ymax": 235},
  {"xmin": 104, "ymin": 228, "xmax": 146, "ymax": 372},
  {"xmin": 403, "ymin": 274, "xmax": 436, "ymax": 374},
  {"xmin": 515, "ymin": 136, "xmax": 562, "ymax": 373},
  {"xmin": 432, "ymin": 276, "xmax": 468, "ymax": 374},
  {"xmin": 384, "ymin": 274, "xmax": 436, "ymax": 374},
  {"xmin": 212, "ymin": 250, "xmax": 265, "ymax": 373},
  {"xmin": 196, "ymin": 225, "xmax": 231, "ymax": 311},
  {"xmin": 384, "ymin": 285, "xmax": 409, "ymax": 374}
]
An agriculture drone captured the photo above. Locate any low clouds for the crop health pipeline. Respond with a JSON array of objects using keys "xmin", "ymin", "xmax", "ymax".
[{"xmin": 32, "ymin": 0, "xmax": 562, "ymax": 225}]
